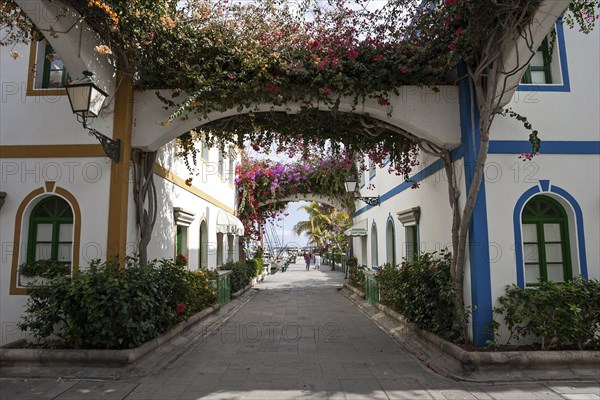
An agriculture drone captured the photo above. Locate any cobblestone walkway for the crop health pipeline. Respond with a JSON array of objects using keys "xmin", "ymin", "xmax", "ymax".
[{"xmin": 1, "ymin": 263, "xmax": 598, "ymax": 399}]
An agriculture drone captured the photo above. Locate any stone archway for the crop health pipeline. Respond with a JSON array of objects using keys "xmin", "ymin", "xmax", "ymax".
[
  {"xmin": 258, "ymin": 194, "xmax": 345, "ymax": 212},
  {"xmin": 132, "ymin": 89, "xmax": 462, "ymax": 152}
]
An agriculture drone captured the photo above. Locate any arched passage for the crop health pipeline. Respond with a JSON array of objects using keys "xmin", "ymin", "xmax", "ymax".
[
  {"xmin": 258, "ymin": 194, "xmax": 346, "ymax": 211},
  {"xmin": 133, "ymin": 90, "xmax": 462, "ymax": 151}
]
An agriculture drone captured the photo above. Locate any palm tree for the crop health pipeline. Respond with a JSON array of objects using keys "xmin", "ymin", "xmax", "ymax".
[
  {"xmin": 293, "ymin": 202, "xmax": 351, "ymax": 253},
  {"xmin": 293, "ymin": 202, "xmax": 331, "ymax": 248}
]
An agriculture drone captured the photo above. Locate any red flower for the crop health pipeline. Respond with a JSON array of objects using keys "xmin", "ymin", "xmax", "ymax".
[
  {"xmin": 447, "ymin": 43, "xmax": 457, "ymax": 52},
  {"xmin": 266, "ymin": 83, "xmax": 280, "ymax": 94},
  {"xmin": 399, "ymin": 66, "xmax": 410, "ymax": 74},
  {"xmin": 176, "ymin": 302, "xmax": 187, "ymax": 314},
  {"xmin": 373, "ymin": 54, "xmax": 383, "ymax": 62},
  {"xmin": 176, "ymin": 253, "xmax": 187, "ymax": 266},
  {"xmin": 346, "ymin": 49, "xmax": 359, "ymax": 59},
  {"xmin": 455, "ymin": 27, "xmax": 463, "ymax": 37},
  {"xmin": 322, "ymin": 86, "xmax": 332, "ymax": 94},
  {"xmin": 378, "ymin": 98, "xmax": 390, "ymax": 106}
]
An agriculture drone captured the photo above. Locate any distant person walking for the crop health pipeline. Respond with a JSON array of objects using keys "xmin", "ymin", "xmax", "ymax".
[
  {"xmin": 304, "ymin": 252, "xmax": 311, "ymax": 271},
  {"xmin": 314, "ymin": 254, "xmax": 322, "ymax": 270}
]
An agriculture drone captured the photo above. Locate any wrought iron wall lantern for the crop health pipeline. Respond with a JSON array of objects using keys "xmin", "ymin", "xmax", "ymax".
[
  {"xmin": 344, "ymin": 174, "xmax": 380, "ymax": 206},
  {"xmin": 65, "ymin": 71, "xmax": 120, "ymax": 162}
]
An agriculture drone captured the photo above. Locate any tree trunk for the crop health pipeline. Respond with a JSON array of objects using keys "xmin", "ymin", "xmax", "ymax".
[{"xmin": 133, "ymin": 150, "xmax": 158, "ymax": 266}]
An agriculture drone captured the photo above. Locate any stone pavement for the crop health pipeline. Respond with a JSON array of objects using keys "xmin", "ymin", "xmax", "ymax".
[{"xmin": 1, "ymin": 262, "xmax": 599, "ymax": 400}]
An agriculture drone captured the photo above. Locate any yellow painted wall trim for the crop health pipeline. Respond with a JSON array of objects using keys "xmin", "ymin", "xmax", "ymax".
[
  {"xmin": 153, "ymin": 163, "xmax": 235, "ymax": 215},
  {"xmin": 106, "ymin": 72, "xmax": 134, "ymax": 265},
  {"xmin": 9, "ymin": 186, "xmax": 81, "ymax": 295},
  {"xmin": 0, "ymin": 145, "xmax": 106, "ymax": 158}
]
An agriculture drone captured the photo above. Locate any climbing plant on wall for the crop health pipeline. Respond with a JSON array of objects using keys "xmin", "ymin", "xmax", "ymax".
[{"xmin": 235, "ymin": 154, "xmax": 355, "ymax": 239}]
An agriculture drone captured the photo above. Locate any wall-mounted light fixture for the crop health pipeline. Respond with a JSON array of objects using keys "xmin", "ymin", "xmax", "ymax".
[
  {"xmin": 345, "ymin": 174, "xmax": 380, "ymax": 206},
  {"xmin": 65, "ymin": 71, "xmax": 120, "ymax": 162}
]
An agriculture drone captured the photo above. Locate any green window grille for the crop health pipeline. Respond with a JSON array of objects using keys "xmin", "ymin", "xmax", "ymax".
[
  {"xmin": 176, "ymin": 225, "xmax": 189, "ymax": 262},
  {"xmin": 370, "ymin": 225, "xmax": 378, "ymax": 268},
  {"xmin": 41, "ymin": 42, "xmax": 69, "ymax": 88},
  {"xmin": 405, "ymin": 225, "xmax": 418, "ymax": 262},
  {"xmin": 522, "ymin": 36, "xmax": 553, "ymax": 84},
  {"xmin": 27, "ymin": 196, "xmax": 73, "ymax": 266},
  {"xmin": 522, "ymin": 195, "xmax": 572, "ymax": 286}
]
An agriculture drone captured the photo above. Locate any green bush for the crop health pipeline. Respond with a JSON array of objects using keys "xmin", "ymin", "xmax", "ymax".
[
  {"xmin": 19, "ymin": 259, "xmax": 71, "ymax": 279},
  {"xmin": 495, "ymin": 277, "xmax": 600, "ymax": 349},
  {"xmin": 246, "ymin": 257, "xmax": 264, "ymax": 277},
  {"xmin": 220, "ymin": 261, "xmax": 254, "ymax": 292},
  {"xmin": 347, "ymin": 257, "xmax": 365, "ymax": 290},
  {"xmin": 376, "ymin": 250, "xmax": 462, "ymax": 342},
  {"xmin": 18, "ymin": 257, "xmax": 216, "ymax": 349}
]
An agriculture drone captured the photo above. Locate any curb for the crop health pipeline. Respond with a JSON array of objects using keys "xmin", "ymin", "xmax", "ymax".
[
  {"xmin": 231, "ymin": 283, "xmax": 252, "ymax": 299},
  {"xmin": 340, "ymin": 284, "xmax": 600, "ymax": 381},
  {"xmin": 0, "ymin": 303, "xmax": 221, "ymax": 368}
]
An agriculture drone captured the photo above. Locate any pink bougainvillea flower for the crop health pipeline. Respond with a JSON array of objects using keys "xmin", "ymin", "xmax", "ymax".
[
  {"xmin": 373, "ymin": 54, "xmax": 383, "ymax": 62},
  {"xmin": 322, "ymin": 86, "xmax": 332, "ymax": 94},
  {"xmin": 455, "ymin": 27, "xmax": 463, "ymax": 37},
  {"xmin": 378, "ymin": 98, "xmax": 390, "ymax": 106},
  {"xmin": 346, "ymin": 49, "xmax": 359, "ymax": 59},
  {"xmin": 399, "ymin": 66, "xmax": 410, "ymax": 74}
]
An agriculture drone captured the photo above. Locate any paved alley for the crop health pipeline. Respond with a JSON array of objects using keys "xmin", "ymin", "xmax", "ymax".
[{"xmin": 1, "ymin": 263, "xmax": 598, "ymax": 400}]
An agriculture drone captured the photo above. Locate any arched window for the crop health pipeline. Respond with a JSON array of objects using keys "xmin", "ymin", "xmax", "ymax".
[
  {"xmin": 199, "ymin": 220, "xmax": 208, "ymax": 268},
  {"xmin": 216, "ymin": 232, "xmax": 224, "ymax": 266},
  {"xmin": 522, "ymin": 195, "xmax": 572, "ymax": 285},
  {"xmin": 27, "ymin": 196, "xmax": 73, "ymax": 266},
  {"xmin": 386, "ymin": 218, "xmax": 396, "ymax": 266},
  {"xmin": 370, "ymin": 223, "xmax": 378, "ymax": 268},
  {"xmin": 360, "ymin": 236, "xmax": 368, "ymax": 267}
]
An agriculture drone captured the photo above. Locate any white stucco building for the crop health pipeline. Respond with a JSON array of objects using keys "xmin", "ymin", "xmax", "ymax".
[
  {"xmin": 348, "ymin": 17, "xmax": 600, "ymax": 345},
  {"xmin": 1, "ymin": 1, "xmax": 597, "ymax": 348},
  {"xmin": 0, "ymin": 34, "xmax": 243, "ymax": 345}
]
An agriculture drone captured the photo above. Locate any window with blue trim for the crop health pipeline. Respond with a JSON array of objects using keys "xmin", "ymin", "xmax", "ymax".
[
  {"xmin": 521, "ymin": 195, "xmax": 572, "ymax": 285},
  {"xmin": 520, "ymin": 25, "xmax": 564, "ymax": 86},
  {"xmin": 386, "ymin": 219, "xmax": 396, "ymax": 265},
  {"xmin": 369, "ymin": 160, "xmax": 376, "ymax": 180},
  {"xmin": 370, "ymin": 224, "xmax": 378, "ymax": 268}
]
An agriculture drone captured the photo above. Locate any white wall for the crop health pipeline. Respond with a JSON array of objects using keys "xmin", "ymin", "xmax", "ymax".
[
  {"xmin": 0, "ymin": 41, "xmax": 115, "ymax": 146},
  {"xmin": 0, "ymin": 157, "xmax": 111, "ymax": 345}
]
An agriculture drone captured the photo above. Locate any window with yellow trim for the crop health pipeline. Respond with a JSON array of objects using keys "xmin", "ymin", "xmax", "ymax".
[
  {"xmin": 27, "ymin": 196, "xmax": 73, "ymax": 266},
  {"xmin": 31, "ymin": 40, "xmax": 70, "ymax": 89}
]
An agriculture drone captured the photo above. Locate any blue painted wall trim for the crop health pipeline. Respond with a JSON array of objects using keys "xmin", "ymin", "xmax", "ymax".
[
  {"xmin": 550, "ymin": 185, "xmax": 588, "ymax": 279},
  {"xmin": 513, "ymin": 183, "xmax": 588, "ymax": 287},
  {"xmin": 489, "ymin": 141, "xmax": 600, "ymax": 155},
  {"xmin": 458, "ymin": 63, "xmax": 493, "ymax": 347},
  {"xmin": 353, "ymin": 138, "xmax": 599, "ymax": 218},
  {"xmin": 516, "ymin": 18, "xmax": 570, "ymax": 93}
]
